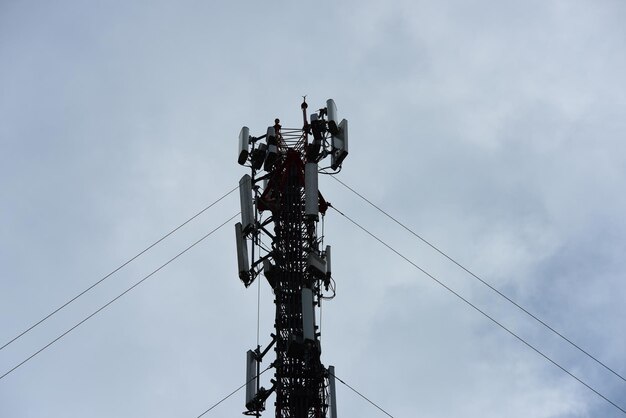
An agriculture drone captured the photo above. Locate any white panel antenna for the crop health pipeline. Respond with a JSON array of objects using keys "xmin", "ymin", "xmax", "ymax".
[
  {"xmin": 310, "ymin": 113, "xmax": 322, "ymax": 141},
  {"xmin": 325, "ymin": 245, "xmax": 332, "ymax": 280},
  {"xmin": 265, "ymin": 126, "xmax": 278, "ymax": 171},
  {"xmin": 251, "ymin": 142, "xmax": 267, "ymax": 170},
  {"xmin": 326, "ymin": 99, "xmax": 339, "ymax": 135},
  {"xmin": 238, "ymin": 126, "xmax": 250, "ymax": 165},
  {"xmin": 301, "ymin": 288, "xmax": 315, "ymax": 341},
  {"xmin": 245, "ymin": 350, "xmax": 258, "ymax": 409},
  {"xmin": 266, "ymin": 126, "xmax": 276, "ymax": 141},
  {"xmin": 304, "ymin": 162, "xmax": 319, "ymax": 220},
  {"xmin": 307, "ymin": 251, "xmax": 326, "ymax": 279},
  {"xmin": 235, "ymin": 222, "xmax": 250, "ymax": 285},
  {"xmin": 331, "ymin": 119, "xmax": 348, "ymax": 170},
  {"xmin": 239, "ymin": 174, "xmax": 254, "ymax": 233}
]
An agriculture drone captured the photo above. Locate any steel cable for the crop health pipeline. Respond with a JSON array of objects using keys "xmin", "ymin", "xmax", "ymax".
[
  {"xmin": 330, "ymin": 175, "xmax": 626, "ymax": 385},
  {"xmin": 0, "ymin": 213, "xmax": 238, "ymax": 381},
  {"xmin": 329, "ymin": 369, "xmax": 394, "ymax": 418},
  {"xmin": 196, "ymin": 365, "xmax": 272, "ymax": 417},
  {"xmin": 0, "ymin": 186, "xmax": 237, "ymax": 352},
  {"xmin": 330, "ymin": 204, "xmax": 626, "ymax": 415}
]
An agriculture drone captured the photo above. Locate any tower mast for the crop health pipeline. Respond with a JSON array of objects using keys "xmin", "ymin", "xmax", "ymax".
[{"xmin": 234, "ymin": 98, "xmax": 348, "ymax": 418}]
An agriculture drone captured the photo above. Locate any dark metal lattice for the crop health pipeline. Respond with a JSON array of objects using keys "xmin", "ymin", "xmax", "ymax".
[{"xmin": 271, "ymin": 147, "xmax": 327, "ymax": 418}]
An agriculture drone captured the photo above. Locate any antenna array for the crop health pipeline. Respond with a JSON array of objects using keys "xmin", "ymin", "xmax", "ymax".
[{"xmin": 234, "ymin": 98, "xmax": 348, "ymax": 418}]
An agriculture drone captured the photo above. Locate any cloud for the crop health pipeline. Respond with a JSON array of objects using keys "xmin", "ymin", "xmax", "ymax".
[{"xmin": 2, "ymin": 1, "xmax": 626, "ymax": 417}]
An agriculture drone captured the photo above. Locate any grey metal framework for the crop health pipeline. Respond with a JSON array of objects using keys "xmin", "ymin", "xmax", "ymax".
[{"xmin": 235, "ymin": 99, "xmax": 347, "ymax": 418}]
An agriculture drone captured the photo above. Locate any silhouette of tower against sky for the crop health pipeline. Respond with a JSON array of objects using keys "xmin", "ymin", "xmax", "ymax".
[{"xmin": 234, "ymin": 98, "xmax": 347, "ymax": 418}]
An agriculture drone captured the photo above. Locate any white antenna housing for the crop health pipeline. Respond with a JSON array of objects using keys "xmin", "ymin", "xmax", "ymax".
[
  {"xmin": 245, "ymin": 350, "xmax": 258, "ymax": 409},
  {"xmin": 251, "ymin": 142, "xmax": 267, "ymax": 170},
  {"xmin": 325, "ymin": 245, "xmax": 332, "ymax": 280},
  {"xmin": 304, "ymin": 162, "xmax": 319, "ymax": 220},
  {"xmin": 301, "ymin": 288, "xmax": 315, "ymax": 341},
  {"xmin": 238, "ymin": 126, "xmax": 250, "ymax": 165},
  {"xmin": 235, "ymin": 222, "xmax": 250, "ymax": 285},
  {"xmin": 239, "ymin": 174, "xmax": 254, "ymax": 233},
  {"xmin": 266, "ymin": 126, "xmax": 276, "ymax": 141},
  {"xmin": 265, "ymin": 126, "xmax": 278, "ymax": 171},
  {"xmin": 331, "ymin": 119, "xmax": 348, "ymax": 170},
  {"xmin": 307, "ymin": 251, "xmax": 326, "ymax": 279},
  {"xmin": 326, "ymin": 99, "xmax": 339, "ymax": 135}
]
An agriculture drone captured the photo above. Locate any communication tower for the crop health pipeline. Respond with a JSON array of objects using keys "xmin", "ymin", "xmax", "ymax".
[{"xmin": 234, "ymin": 98, "xmax": 348, "ymax": 418}]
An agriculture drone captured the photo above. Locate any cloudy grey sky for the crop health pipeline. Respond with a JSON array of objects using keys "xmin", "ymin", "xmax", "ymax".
[{"xmin": 2, "ymin": 1, "xmax": 626, "ymax": 417}]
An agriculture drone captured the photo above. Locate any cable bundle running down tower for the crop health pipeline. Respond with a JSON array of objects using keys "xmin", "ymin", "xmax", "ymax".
[{"xmin": 234, "ymin": 98, "xmax": 348, "ymax": 418}]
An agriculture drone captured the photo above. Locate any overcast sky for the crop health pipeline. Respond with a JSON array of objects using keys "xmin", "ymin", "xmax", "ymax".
[{"xmin": 2, "ymin": 1, "xmax": 626, "ymax": 417}]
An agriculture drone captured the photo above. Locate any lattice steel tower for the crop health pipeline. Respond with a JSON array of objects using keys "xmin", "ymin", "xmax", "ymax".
[{"xmin": 234, "ymin": 98, "xmax": 348, "ymax": 418}]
